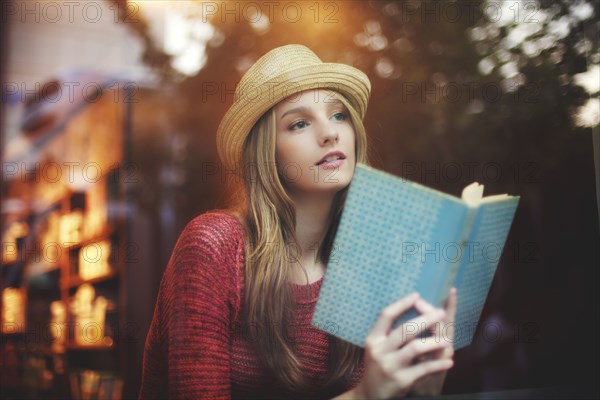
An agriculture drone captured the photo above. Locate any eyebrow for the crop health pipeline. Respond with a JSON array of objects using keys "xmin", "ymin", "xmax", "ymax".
[{"xmin": 279, "ymin": 99, "xmax": 343, "ymax": 120}]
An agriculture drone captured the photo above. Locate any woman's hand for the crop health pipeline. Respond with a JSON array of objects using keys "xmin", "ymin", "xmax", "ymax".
[
  {"xmin": 409, "ymin": 287, "xmax": 458, "ymax": 397},
  {"xmin": 351, "ymin": 292, "xmax": 454, "ymax": 400}
]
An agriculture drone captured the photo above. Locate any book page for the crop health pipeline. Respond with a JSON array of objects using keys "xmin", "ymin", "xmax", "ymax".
[
  {"xmin": 461, "ymin": 182, "xmax": 484, "ymax": 206},
  {"xmin": 479, "ymin": 193, "xmax": 511, "ymax": 203},
  {"xmin": 462, "ymin": 182, "xmax": 510, "ymax": 206}
]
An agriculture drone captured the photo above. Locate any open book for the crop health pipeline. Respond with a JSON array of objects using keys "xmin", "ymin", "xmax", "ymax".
[{"xmin": 311, "ymin": 163, "xmax": 520, "ymax": 350}]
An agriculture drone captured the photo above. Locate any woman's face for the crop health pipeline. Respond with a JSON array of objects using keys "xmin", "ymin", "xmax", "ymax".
[{"xmin": 274, "ymin": 89, "xmax": 356, "ymax": 197}]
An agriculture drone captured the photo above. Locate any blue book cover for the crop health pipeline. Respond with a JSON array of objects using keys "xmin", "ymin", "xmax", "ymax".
[{"xmin": 311, "ymin": 163, "xmax": 520, "ymax": 350}]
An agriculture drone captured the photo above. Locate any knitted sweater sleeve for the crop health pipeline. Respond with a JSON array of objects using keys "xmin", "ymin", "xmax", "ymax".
[{"xmin": 139, "ymin": 212, "xmax": 243, "ymax": 400}]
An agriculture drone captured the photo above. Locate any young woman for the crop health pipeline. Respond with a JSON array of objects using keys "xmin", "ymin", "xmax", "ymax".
[{"xmin": 139, "ymin": 44, "xmax": 457, "ymax": 400}]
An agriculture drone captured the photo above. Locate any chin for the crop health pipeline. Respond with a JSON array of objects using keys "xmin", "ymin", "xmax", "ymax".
[
  {"xmin": 285, "ymin": 164, "xmax": 355, "ymax": 196},
  {"xmin": 318, "ymin": 170, "xmax": 353, "ymax": 192}
]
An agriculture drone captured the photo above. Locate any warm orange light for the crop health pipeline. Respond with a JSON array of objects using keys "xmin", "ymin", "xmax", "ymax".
[
  {"xmin": 79, "ymin": 240, "xmax": 111, "ymax": 281},
  {"xmin": 84, "ymin": 182, "xmax": 107, "ymax": 240},
  {"xmin": 59, "ymin": 211, "xmax": 83, "ymax": 245},
  {"xmin": 2, "ymin": 288, "xmax": 26, "ymax": 331},
  {"xmin": 1, "ymin": 221, "xmax": 28, "ymax": 264},
  {"xmin": 69, "ymin": 284, "xmax": 109, "ymax": 346},
  {"xmin": 50, "ymin": 300, "xmax": 66, "ymax": 352}
]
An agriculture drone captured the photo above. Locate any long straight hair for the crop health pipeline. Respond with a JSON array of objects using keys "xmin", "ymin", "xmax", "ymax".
[{"xmin": 226, "ymin": 90, "xmax": 370, "ymax": 395}]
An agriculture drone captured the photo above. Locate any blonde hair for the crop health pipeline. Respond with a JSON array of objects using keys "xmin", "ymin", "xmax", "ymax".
[{"xmin": 225, "ymin": 90, "xmax": 370, "ymax": 394}]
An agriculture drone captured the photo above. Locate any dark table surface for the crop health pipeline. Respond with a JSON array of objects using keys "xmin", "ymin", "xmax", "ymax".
[{"xmin": 405, "ymin": 385, "xmax": 598, "ymax": 400}]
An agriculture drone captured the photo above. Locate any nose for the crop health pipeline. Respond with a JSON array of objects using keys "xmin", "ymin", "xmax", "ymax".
[{"xmin": 319, "ymin": 121, "xmax": 339, "ymax": 146}]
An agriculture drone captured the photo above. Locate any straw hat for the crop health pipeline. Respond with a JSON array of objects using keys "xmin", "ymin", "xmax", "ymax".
[{"xmin": 216, "ymin": 44, "xmax": 371, "ymax": 174}]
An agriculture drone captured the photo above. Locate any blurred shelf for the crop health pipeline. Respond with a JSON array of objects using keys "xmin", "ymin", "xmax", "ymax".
[
  {"xmin": 62, "ymin": 228, "xmax": 116, "ymax": 250},
  {"xmin": 0, "ymin": 331, "xmax": 26, "ymax": 339},
  {"xmin": 63, "ymin": 270, "xmax": 118, "ymax": 289},
  {"xmin": 1, "ymin": 81, "xmax": 134, "ymax": 399},
  {"xmin": 65, "ymin": 343, "xmax": 115, "ymax": 351},
  {"xmin": 1, "ymin": 260, "xmax": 20, "ymax": 269},
  {"xmin": 24, "ymin": 265, "xmax": 61, "ymax": 278}
]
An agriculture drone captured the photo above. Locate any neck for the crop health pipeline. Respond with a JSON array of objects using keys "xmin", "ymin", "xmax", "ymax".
[{"xmin": 290, "ymin": 191, "xmax": 336, "ymax": 265}]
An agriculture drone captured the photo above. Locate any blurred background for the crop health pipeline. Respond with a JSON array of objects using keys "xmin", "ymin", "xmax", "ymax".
[{"xmin": 1, "ymin": 1, "xmax": 598, "ymax": 399}]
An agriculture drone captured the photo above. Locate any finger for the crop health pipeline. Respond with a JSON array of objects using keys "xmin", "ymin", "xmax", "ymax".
[
  {"xmin": 445, "ymin": 288, "xmax": 458, "ymax": 321},
  {"xmin": 443, "ymin": 345, "xmax": 455, "ymax": 359},
  {"xmin": 413, "ymin": 293, "xmax": 457, "ymax": 336},
  {"xmin": 420, "ymin": 343, "xmax": 455, "ymax": 361},
  {"xmin": 413, "ymin": 298, "xmax": 444, "ymax": 337},
  {"xmin": 406, "ymin": 305, "xmax": 445, "ymax": 327},
  {"xmin": 394, "ymin": 336, "xmax": 452, "ymax": 365},
  {"xmin": 413, "ymin": 297, "xmax": 437, "ymax": 314},
  {"xmin": 368, "ymin": 293, "xmax": 419, "ymax": 341},
  {"xmin": 382, "ymin": 308, "xmax": 446, "ymax": 352},
  {"xmin": 414, "ymin": 299, "xmax": 446, "ymax": 333},
  {"xmin": 442, "ymin": 288, "xmax": 458, "ymax": 344},
  {"xmin": 397, "ymin": 358, "xmax": 454, "ymax": 387}
]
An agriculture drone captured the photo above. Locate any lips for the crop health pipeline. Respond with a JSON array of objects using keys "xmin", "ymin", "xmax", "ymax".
[{"xmin": 316, "ymin": 151, "xmax": 346, "ymax": 165}]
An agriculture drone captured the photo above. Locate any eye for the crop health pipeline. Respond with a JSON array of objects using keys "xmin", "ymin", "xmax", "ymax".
[
  {"xmin": 331, "ymin": 111, "xmax": 348, "ymax": 121},
  {"xmin": 289, "ymin": 120, "xmax": 308, "ymax": 130}
]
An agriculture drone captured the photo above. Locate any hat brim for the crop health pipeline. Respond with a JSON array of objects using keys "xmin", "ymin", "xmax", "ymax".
[{"xmin": 216, "ymin": 62, "xmax": 370, "ymax": 174}]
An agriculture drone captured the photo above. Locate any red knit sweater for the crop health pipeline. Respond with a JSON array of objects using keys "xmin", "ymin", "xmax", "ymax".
[{"xmin": 139, "ymin": 211, "xmax": 365, "ymax": 399}]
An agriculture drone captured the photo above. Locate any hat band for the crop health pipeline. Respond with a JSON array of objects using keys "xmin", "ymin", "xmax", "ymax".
[{"xmin": 234, "ymin": 67, "xmax": 368, "ymax": 116}]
